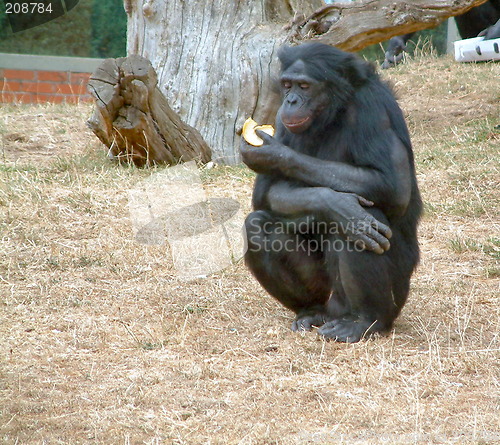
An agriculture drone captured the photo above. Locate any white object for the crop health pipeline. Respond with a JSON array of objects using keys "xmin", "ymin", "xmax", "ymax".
[{"xmin": 454, "ymin": 36, "xmax": 500, "ymax": 62}]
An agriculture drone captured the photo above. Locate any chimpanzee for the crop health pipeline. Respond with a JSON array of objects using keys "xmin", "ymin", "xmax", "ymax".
[
  {"xmin": 478, "ymin": 18, "xmax": 500, "ymax": 39},
  {"xmin": 240, "ymin": 43, "xmax": 422, "ymax": 343},
  {"xmin": 455, "ymin": 0, "xmax": 500, "ymax": 39},
  {"xmin": 381, "ymin": 33, "xmax": 416, "ymax": 69},
  {"xmin": 382, "ymin": 0, "xmax": 500, "ymax": 68}
]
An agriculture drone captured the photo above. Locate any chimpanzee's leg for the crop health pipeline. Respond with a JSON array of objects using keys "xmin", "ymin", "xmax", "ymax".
[
  {"xmin": 244, "ymin": 210, "xmax": 332, "ymax": 327},
  {"xmin": 319, "ymin": 210, "xmax": 410, "ymax": 343}
]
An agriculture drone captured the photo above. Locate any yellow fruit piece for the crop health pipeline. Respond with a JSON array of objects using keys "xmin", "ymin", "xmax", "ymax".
[{"xmin": 242, "ymin": 118, "xmax": 275, "ymax": 147}]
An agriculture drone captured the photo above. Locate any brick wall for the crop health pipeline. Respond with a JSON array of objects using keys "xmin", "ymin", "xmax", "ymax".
[
  {"xmin": 0, "ymin": 53, "xmax": 104, "ymax": 105},
  {"xmin": 0, "ymin": 68, "xmax": 92, "ymax": 104}
]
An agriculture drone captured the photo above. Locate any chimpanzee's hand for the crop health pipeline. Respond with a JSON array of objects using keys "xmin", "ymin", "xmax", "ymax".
[
  {"xmin": 265, "ymin": 182, "xmax": 392, "ymax": 255},
  {"xmin": 329, "ymin": 192, "xmax": 393, "ymax": 254},
  {"xmin": 240, "ymin": 130, "xmax": 291, "ymax": 174}
]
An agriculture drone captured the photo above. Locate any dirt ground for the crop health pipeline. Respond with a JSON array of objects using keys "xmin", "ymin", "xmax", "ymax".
[{"xmin": 0, "ymin": 54, "xmax": 499, "ymax": 444}]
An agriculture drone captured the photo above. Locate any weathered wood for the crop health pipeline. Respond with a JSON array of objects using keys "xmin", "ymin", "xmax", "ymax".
[
  {"xmin": 290, "ymin": 0, "xmax": 490, "ymax": 51},
  {"xmin": 86, "ymin": 55, "xmax": 211, "ymax": 167}
]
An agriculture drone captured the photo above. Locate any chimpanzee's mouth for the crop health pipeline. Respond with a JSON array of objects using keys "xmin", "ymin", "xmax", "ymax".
[{"xmin": 283, "ymin": 116, "xmax": 311, "ymax": 132}]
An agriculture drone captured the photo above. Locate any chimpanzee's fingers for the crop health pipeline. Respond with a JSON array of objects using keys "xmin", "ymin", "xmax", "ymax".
[
  {"xmin": 353, "ymin": 237, "xmax": 385, "ymax": 255},
  {"xmin": 367, "ymin": 228, "xmax": 391, "ymax": 252},
  {"xmin": 369, "ymin": 218, "xmax": 392, "ymax": 240},
  {"xmin": 355, "ymin": 195, "xmax": 374, "ymax": 207},
  {"xmin": 255, "ymin": 129, "xmax": 275, "ymax": 143}
]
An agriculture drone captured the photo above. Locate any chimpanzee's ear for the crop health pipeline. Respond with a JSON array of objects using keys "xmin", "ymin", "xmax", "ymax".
[
  {"xmin": 277, "ymin": 45, "xmax": 295, "ymax": 71},
  {"xmin": 342, "ymin": 55, "xmax": 374, "ymax": 88}
]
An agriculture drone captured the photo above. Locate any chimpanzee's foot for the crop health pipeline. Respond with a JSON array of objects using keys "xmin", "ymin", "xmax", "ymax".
[
  {"xmin": 291, "ymin": 308, "xmax": 328, "ymax": 332},
  {"xmin": 318, "ymin": 316, "xmax": 382, "ymax": 343}
]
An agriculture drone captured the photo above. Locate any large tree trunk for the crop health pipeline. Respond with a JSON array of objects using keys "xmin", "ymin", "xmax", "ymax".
[{"xmin": 125, "ymin": 0, "xmax": 487, "ymax": 164}]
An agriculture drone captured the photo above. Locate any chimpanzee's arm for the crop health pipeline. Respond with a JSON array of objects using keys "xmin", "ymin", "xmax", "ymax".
[
  {"xmin": 281, "ymin": 132, "xmax": 412, "ymax": 213},
  {"xmin": 241, "ymin": 129, "xmax": 411, "ymax": 215},
  {"xmin": 266, "ymin": 181, "xmax": 392, "ymax": 254}
]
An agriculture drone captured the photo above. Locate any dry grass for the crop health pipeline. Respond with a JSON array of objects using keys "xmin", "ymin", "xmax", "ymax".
[{"xmin": 1, "ymin": 53, "xmax": 499, "ymax": 445}]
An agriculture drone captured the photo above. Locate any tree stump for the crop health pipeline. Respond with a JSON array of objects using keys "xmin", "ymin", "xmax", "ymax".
[{"xmin": 87, "ymin": 55, "xmax": 211, "ymax": 167}]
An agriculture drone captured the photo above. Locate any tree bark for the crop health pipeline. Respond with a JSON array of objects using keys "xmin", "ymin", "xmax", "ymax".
[
  {"xmin": 124, "ymin": 0, "xmax": 487, "ymax": 164},
  {"xmin": 87, "ymin": 55, "xmax": 211, "ymax": 167},
  {"xmin": 289, "ymin": 0, "xmax": 490, "ymax": 51}
]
